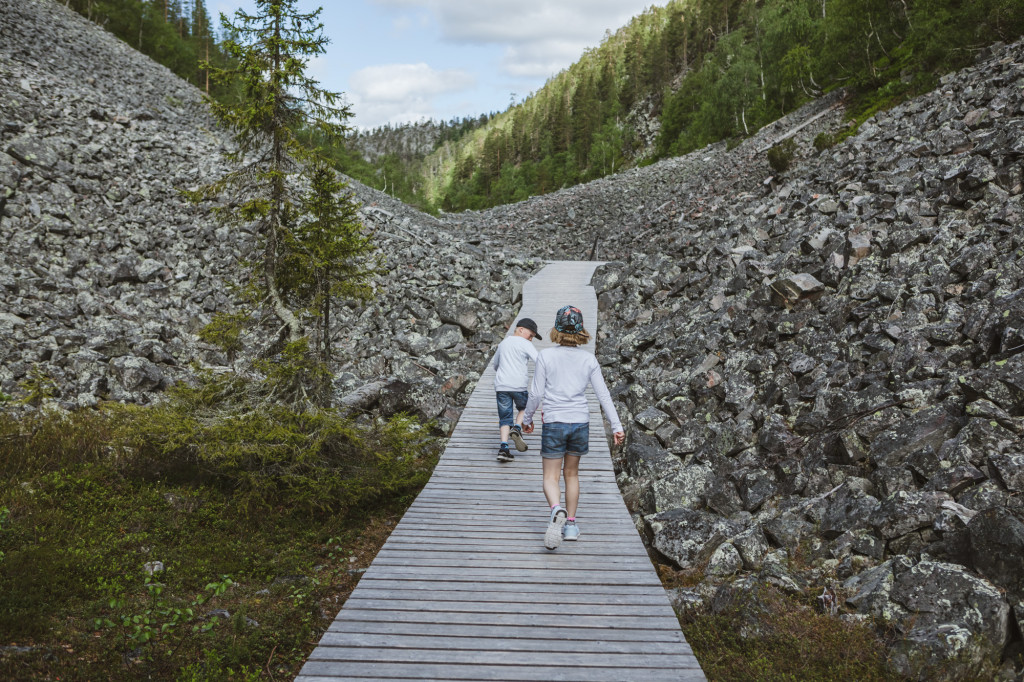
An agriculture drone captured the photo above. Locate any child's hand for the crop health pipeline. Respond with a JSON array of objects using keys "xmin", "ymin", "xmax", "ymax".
[
  {"xmin": 613, "ymin": 431, "xmax": 625, "ymax": 445},
  {"xmin": 522, "ymin": 423, "xmax": 535, "ymax": 434}
]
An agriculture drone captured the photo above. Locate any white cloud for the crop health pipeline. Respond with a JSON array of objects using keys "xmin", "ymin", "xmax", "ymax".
[
  {"xmin": 348, "ymin": 62, "xmax": 476, "ymax": 127},
  {"xmin": 374, "ymin": 0, "xmax": 657, "ymax": 78}
]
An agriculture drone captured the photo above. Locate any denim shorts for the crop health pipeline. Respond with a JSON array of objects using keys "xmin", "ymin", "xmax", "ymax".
[
  {"xmin": 496, "ymin": 391, "xmax": 528, "ymax": 427},
  {"xmin": 540, "ymin": 422, "xmax": 589, "ymax": 459}
]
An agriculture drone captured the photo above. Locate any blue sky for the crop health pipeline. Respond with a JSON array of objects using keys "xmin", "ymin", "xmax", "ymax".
[{"xmin": 211, "ymin": 0, "xmax": 666, "ymax": 130}]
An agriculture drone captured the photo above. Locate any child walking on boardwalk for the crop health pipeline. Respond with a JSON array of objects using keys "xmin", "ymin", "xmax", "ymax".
[
  {"xmin": 522, "ymin": 305, "xmax": 625, "ymax": 550},
  {"xmin": 492, "ymin": 318, "xmax": 541, "ymax": 462}
]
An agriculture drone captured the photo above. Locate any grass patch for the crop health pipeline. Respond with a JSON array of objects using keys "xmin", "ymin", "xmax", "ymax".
[
  {"xmin": 0, "ymin": 378, "xmax": 439, "ymax": 680},
  {"xmin": 670, "ymin": 580, "xmax": 897, "ymax": 681}
]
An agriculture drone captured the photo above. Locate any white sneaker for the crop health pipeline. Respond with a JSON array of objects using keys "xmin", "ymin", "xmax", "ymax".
[
  {"xmin": 545, "ymin": 506, "xmax": 567, "ymax": 550},
  {"xmin": 563, "ymin": 521, "xmax": 580, "ymax": 541}
]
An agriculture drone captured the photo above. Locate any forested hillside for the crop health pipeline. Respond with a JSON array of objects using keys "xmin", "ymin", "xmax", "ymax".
[
  {"xmin": 63, "ymin": 0, "xmax": 1024, "ymax": 216},
  {"xmin": 64, "ymin": 0, "xmax": 237, "ymax": 100},
  {"xmin": 417, "ymin": 0, "xmax": 1024, "ymax": 211}
]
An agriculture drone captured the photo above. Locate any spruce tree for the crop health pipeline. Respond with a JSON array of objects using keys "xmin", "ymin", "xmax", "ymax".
[
  {"xmin": 288, "ymin": 163, "xmax": 377, "ymax": 371},
  {"xmin": 187, "ymin": 0, "xmax": 374, "ymax": 406},
  {"xmin": 194, "ymin": 1, "xmax": 366, "ymax": 350}
]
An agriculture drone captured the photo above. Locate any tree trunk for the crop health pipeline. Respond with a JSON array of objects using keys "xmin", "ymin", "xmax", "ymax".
[
  {"xmin": 322, "ymin": 282, "xmax": 331, "ymax": 366},
  {"xmin": 267, "ymin": 11, "xmax": 302, "ymax": 344}
]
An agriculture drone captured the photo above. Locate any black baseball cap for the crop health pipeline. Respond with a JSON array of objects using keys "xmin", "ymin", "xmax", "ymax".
[{"xmin": 516, "ymin": 318, "xmax": 542, "ymax": 340}]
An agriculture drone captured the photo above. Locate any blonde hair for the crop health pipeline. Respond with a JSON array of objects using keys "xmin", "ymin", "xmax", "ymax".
[{"xmin": 549, "ymin": 327, "xmax": 591, "ymax": 347}]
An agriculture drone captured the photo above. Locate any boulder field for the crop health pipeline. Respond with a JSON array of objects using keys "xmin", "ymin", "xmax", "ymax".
[{"xmin": 1, "ymin": 0, "xmax": 1022, "ymax": 675}]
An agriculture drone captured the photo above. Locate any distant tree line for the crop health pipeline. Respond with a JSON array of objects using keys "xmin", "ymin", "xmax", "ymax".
[
  {"xmin": 64, "ymin": 0, "xmax": 238, "ymax": 100},
  {"xmin": 417, "ymin": 0, "xmax": 1024, "ymax": 212},
  {"xmin": 65, "ymin": 0, "xmax": 1024, "ymax": 215}
]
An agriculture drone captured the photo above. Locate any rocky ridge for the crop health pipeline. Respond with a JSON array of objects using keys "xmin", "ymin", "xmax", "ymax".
[
  {"xmin": 454, "ymin": 42, "xmax": 1024, "ymax": 677},
  {"xmin": 0, "ymin": 0, "xmax": 541, "ymax": 429}
]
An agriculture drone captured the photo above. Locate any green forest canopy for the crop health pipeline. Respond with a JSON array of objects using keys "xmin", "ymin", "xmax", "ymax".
[
  {"xmin": 68, "ymin": 0, "xmax": 1024, "ymax": 214},
  {"xmin": 415, "ymin": 0, "xmax": 1024, "ymax": 212}
]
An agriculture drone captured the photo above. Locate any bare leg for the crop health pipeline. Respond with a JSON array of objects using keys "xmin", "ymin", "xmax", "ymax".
[
  {"xmin": 515, "ymin": 409, "xmax": 525, "ymax": 428},
  {"xmin": 500, "ymin": 424, "xmax": 510, "ymax": 442},
  {"xmin": 542, "ymin": 457, "xmax": 563, "ymax": 508},
  {"xmin": 563, "ymin": 455, "xmax": 581, "ymax": 517}
]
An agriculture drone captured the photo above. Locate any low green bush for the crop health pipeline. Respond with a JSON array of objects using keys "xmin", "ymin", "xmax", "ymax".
[
  {"xmin": 113, "ymin": 371, "xmax": 435, "ymax": 515},
  {"xmin": 813, "ymin": 132, "xmax": 837, "ymax": 152},
  {"xmin": 0, "ymin": 409, "xmax": 113, "ymax": 481},
  {"xmin": 767, "ymin": 138, "xmax": 798, "ymax": 174}
]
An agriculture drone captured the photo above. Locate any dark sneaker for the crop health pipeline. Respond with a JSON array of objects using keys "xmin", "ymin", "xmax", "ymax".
[
  {"xmin": 509, "ymin": 425, "xmax": 528, "ymax": 452},
  {"xmin": 545, "ymin": 506, "xmax": 567, "ymax": 550},
  {"xmin": 497, "ymin": 446, "xmax": 514, "ymax": 462}
]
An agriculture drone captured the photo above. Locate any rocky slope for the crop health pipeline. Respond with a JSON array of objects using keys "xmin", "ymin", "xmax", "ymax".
[
  {"xmin": 456, "ymin": 42, "xmax": 1024, "ymax": 678},
  {"xmin": 2, "ymin": 0, "xmax": 1023, "ymax": 676},
  {"xmin": 0, "ymin": 0, "xmax": 541, "ymax": 430}
]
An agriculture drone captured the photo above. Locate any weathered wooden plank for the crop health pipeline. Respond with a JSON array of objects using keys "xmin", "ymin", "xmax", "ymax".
[
  {"xmin": 347, "ymin": 588, "xmax": 671, "ymax": 605},
  {"xmin": 330, "ymin": 609, "xmax": 680, "ymax": 630},
  {"xmin": 350, "ymin": 579, "xmax": 664, "ymax": 596},
  {"xmin": 377, "ymin": 527, "xmax": 638, "ymax": 539},
  {"xmin": 356, "ymin": 567, "xmax": 663, "ymax": 585},
  {"xmin": 307, "ymin": 643, "xmax": 700, "ymax": 663},
  {"xmin": 369, "ymin": 556, "xmax": 653, "ymax": 570},
  {"xmin": 324, "ymin": 619, "xmax": 686, "ymax": 642},
  {"xmin": 377, "ymin": 543, "xmax": 646, "ymax": 556},
  {"xmin": 314, "ymin": 632, "xmax": 686, "ymax": 654},
  {"xmin": 298, "ymin": 662, "xmax": 704, "ymax": 681},
  {"xmin": 341, "ymin": 598, "xmax": 676, "ymax": 617}
]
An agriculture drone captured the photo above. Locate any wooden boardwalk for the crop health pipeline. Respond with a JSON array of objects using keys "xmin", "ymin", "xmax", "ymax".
[{"xmin": 297, "ymin": 261, "xmax": 705, "ymax": 681}]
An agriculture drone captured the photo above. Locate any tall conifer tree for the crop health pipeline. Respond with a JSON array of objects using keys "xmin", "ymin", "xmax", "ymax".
[{"xmin": 193, "ymin": 1, "xmax": 371, "ymax": 390}]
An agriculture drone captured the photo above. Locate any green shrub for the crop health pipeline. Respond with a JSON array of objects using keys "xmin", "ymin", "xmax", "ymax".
[
  {"xmin": 17, "ymin": 366, "xmax": 59, "ymax": 406},
  {"xmin": 766, "ymin": 138, "xmax": 798, "ymax": 174},
  {"xmin": 0, "ymin": 409, "xmax": 113, "ymax": 482},
  {"xmin": 0, "ymin": 379, "xmax": 438, "ymax": 678},
  {"xmin": 198, "ymin": 312, "xmax": 249, "ymax": 358},
  {"xmin": 111, "ymin": 372, "xmax": 437, "ymax": 515},
  {"xmin": 813, "ymin": 132, "xmax": 837, "ymax": 152}
]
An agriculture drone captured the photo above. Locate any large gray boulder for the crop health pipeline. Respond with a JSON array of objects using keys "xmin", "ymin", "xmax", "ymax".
[{"xmin": 645, "ymin": 507, "xmax": 743, "ymax": 570}]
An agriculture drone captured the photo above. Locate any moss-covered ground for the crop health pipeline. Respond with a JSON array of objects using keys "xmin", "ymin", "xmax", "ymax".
[{"xmin": 0, "ymin": 398, "xmax": 438, "ymax": 681}]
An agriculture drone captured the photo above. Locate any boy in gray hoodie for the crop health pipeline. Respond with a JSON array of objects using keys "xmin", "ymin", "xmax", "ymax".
[{"xmin": 491, "ymin": 318, "xmax": 541, "ymax": 462}]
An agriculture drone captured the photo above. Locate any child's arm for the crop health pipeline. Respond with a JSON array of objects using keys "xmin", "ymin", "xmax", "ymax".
[
  {"xmin": 590, "ymin": 360, "xmax": 623, "ymax": 435},
  {"xmin": 522, "ymin": 355, "xmax": 547, "ymax": 427}
]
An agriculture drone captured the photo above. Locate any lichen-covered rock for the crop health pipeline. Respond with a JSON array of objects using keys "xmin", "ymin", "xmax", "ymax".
[
  {"xmin": 622, "ymin": 440, "xmax": 680, "ymax": 480},
  {"xmin": 731, "ymin": 526, "xmax": 770, "ymax": 570},
  {"xmin": 707, "ymin": 542, "xmax": 743, "ymax": 577},
  {"xmin": 988, "ymin": 453, "xmax": 1024, "ymax": 493},
  {"xmin": 644, "ymin": 507, "xmax": 743, "ymax": 570},
  {"xmin": 868, "ymin": 406, "xmax": 961, "ymax": 469},
  {"xmin": 820, "ymin": 482, "xmax": 881, "ymax": 539},
  {"xmin": 872, "ymin": 490, "xmax": 953, "ymax": 540},
  {"xmin": 761, "ymin": 511, "xmax": 812, "ymax": 551},
  {"xmin": 843, "ymin": 557, "xmax": 913, "ymax": 623},
  {"xmin": 650, "ymin": 462, "xmax": 713, "ymax": 512},
  {"xmin": 890, "ymin": 561, "xmax": 1011, "ymax": 655},
  {"xmin": 968, "ymin": 508, "xmax": 1024, "ymax": 598}
]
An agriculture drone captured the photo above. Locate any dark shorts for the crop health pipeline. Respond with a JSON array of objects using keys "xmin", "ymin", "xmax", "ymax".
[
  {"xmin": 540, "ymin": 422, "xmax": 589, "ymax": 459},
  {"xmin": 496, "ymin": 391, "xmax": 528, "ymax": 427}
]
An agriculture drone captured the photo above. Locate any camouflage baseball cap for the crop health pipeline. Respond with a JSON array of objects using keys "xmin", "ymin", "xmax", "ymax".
[{"xmin": 554, "ymin": 305, "xmax": 584, "ymax": 333}]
